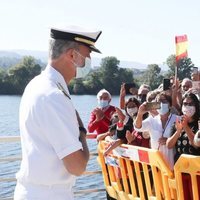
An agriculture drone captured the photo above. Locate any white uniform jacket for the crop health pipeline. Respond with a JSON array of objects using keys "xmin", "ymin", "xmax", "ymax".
[{"xmin": 14, "ymin": 65, "xmax": 82, "ymax": 200}]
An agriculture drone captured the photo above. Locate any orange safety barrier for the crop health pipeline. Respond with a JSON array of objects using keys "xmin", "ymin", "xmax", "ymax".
[
  {"xmin": 98, "ymin": 141, "xmax": 175, "ymax": 200},
  {"xmin": 98, "ymin": 141, "xmax": 200, "ymax": 200},
  {"xmin": 173, "ymin": 154, "xmax": 200, "ymax": 200}
]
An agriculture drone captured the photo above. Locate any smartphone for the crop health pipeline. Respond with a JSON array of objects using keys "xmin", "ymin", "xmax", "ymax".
[
  {"xmin": 192, "ymin": 67, "xmax": 198, "ymax": 74},
  {"xmin": 145, "ymin": 102, "xmax": 161, "ymax": 111},
  {"xmin": 124, "ymin": 83, "xmax": 136, "ymax": 95},
  {"xmin": 163, "ymin": 78, "xmax": 171, "ymax": 90}
]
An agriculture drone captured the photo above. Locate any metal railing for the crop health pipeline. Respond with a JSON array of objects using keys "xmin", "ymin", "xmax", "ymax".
[{"xmin": 0, "ymin": 135, "xmax": 105, "ymax": 200}]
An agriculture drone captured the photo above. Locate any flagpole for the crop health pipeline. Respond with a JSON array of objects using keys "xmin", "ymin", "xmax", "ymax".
[{"xmin": 175, "ymin": 62, "xmax": 178, "ymax": 81}]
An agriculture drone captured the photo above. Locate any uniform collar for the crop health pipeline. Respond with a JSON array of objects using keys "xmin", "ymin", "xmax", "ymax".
[{"xmin": 42, "ymin": 65, "xmax": 69, "ymax": 93}]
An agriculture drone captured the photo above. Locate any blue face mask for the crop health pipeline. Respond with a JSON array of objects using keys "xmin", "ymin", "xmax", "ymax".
[
  {"xmin": 98, "ymin": 100, "xmax": 109, "ymax": 108},
  {"xmin": 157, "ymin": 103, "xmax": 169, "ymax": 115}
]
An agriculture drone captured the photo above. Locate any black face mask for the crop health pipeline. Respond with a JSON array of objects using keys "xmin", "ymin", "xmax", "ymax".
[{"xmin": 138, "ymin": 94, "xmax": 147, "ymax": 103}]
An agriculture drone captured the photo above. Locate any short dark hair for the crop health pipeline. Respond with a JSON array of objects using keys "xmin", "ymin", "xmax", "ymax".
[{"xmin": 125, "ymin": 97, "xmax": 140, "ymax": 114}]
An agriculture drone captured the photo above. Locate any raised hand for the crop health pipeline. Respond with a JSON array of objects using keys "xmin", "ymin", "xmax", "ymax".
[
  {"xmin": 94, "ymin": 108, "xmax": 104, "ymax": 121},
  {"xmin": 120, "ymin": 83, "xmax": 126, "ymax": 97},
  {"xmin": 175, "ymin": 118, "xmax": 183, "ymax": 132},
  {"xmin": 181, "ymin": 115, "xmax": 189, "ymax": 129},
  {"xmin": 115, "ymin": 107, "xmax": 125, "ymax": 122},
  {"xmin": 126, "ymin": 130, "xmax": 136, "ymax": 144},
  {"xmin": 138, "ymin": 102, "xmax": 148, "ymax": 116}
]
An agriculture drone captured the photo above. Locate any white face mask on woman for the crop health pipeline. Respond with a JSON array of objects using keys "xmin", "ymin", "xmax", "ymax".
[
  {"xmin": 73, "ymin": 50, "xmax": 91, "ymax": 79},
  {"xmin": 182, "ymin": 105, "xmax": 196, "ymax": 117},
  {"xmin": 157, "ymin": 103, "xmax": 169, "ymax": 115},
  {"xmin": 127, "ymin": 107, "xmax": 138, "ymax": 117}
]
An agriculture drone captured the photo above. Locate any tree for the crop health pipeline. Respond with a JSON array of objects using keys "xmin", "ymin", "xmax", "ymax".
[
  {"xmin": 0, "ymin": 68, "xmax": 10, "ymax": 94},
  {"xmin": 83, "ymin": 71, "xmax": 104, "ymax": 94},
  {"xmin": 165, "ymin": 54, "xmax": 194, "ymax": 80},
  {"xmin": 177, "ymin": 57, "xmax": 194, "ymax": 80},
  {"xmin": 165, "ymin": 54, "xmax": 176, "ymax": 77},
  {"xmin": 69, "ymin": 56, "xmax": 135, "ymax": 95},
  {"xmin": 72, "ymin": 78, "xmax": 87, "ymax": 94},
  {"xmin": 99, "ymin": 57, "xmax": 133, "ymax": 95},
  {"xmin": 137, "ymin": 64, "xmax": 163, "ymax": 90},
  {"xmin": 8, "ymin": 56, "xmax": 41, "ymax": 94},
  {"xmin": 0, "ymin": 68, "xmax": 6, "ymax": 80}
]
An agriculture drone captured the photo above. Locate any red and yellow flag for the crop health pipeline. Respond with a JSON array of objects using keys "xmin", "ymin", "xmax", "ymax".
[{"xmin": 175, "ymin": 34, "xmax": 188, "ymax": 62}]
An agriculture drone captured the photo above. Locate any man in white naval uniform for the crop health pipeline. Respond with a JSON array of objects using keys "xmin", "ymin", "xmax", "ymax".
[{"xmin": 14, "ymin": 25, "xmax": 102, "ymax": 200}]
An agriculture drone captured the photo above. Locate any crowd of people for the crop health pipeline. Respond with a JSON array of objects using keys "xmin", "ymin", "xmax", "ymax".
[
  {"xmin": 87, "ymin": 72, "xmax": 200, "ymax": 200},
  {"xmin": 13, "ymin": 22, "xmax": 200, "ymax": 200}
]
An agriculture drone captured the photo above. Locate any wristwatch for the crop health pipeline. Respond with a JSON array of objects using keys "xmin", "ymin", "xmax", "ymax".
[{"xmin": 79, "ymin": 127, "xmax": 87, "ymax": 135}]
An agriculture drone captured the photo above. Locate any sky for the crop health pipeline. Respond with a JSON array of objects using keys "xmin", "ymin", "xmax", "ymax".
[{"xmin": 0, "ymin": 0, "xmax": 200, "ymax": 67}]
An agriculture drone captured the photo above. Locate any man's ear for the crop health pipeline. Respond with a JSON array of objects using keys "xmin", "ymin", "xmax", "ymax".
[
  {"xmin": 71, "ymin": 49, "xmax": 79, "ymax": 59},
  {"xmin": 64, "ymin": 48, "xmax": 75, "ymax": 61}
]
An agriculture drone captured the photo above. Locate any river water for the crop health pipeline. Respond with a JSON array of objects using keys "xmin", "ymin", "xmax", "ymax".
[{"xmin": 0, "ymin": 95, "xmax": 120, "ymax": 199}]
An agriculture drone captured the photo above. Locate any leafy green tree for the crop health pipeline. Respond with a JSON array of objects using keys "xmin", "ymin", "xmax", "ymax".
[
  {"xmin": 99, "ymin": 56, "xmax": 133, "ymax": 94},
  {"xmin": 83, "ymin": 71, "xmax": 104, "ymax": 94},
  {"xmin": 0, "ymin": 67, "xmax": 6, "ymax": 80},
  {"xmin": 165, "ymin": 54, "xmax": 176, "ymax": 77},
  {"xmin": 72, "ymin": 78, "xmax": 87, "ymax": 94},
  {"xmin": 8, "ymin": 56, "xmax": 41, "ymax": 94},
  {"xmin": 69, "ymin": 56, "xmax": 136, "ymax": 95},
  {"xmin": 137, "ymin": 64, "xmax": 163, "ymax": 90},
  {"xmin": 0, "ymin": 68, "xmax": 8, "ymax": 93},
  {"xmin": 165, "ymin": 54, "xmax": 194, "ymax": 80},
  {"xmin": 177, "ymin": 57, "xmax": 194, "ymax": 80}
]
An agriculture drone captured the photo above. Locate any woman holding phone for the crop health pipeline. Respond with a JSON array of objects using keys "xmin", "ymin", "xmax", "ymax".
[{"xmin": 134, "ymin": 91, "xmax": 179, "ymax": 169}]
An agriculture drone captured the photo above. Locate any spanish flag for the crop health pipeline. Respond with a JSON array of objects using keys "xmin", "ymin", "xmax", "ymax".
[{"xmin": 175, "ymin": 35, "xmax": 188, "ymax": 62}]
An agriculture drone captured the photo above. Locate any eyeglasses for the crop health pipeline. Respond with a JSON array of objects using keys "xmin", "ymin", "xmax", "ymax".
[{"xmin": 183, "ymin": 102, "xmax": 195, "ymax": 106}]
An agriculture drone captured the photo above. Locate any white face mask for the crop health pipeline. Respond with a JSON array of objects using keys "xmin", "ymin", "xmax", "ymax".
[
  {"xmin": 127, "ymin": 107, "xmax": 138, "ymax": 117},
  {"xmin": 73, "ymin": 50, "xmax": 91, "ymax": 79},
  {"xmin": 182, "ymin": 105, "xmax": 196, "ymax": 117},
  {"xmin": 98, "ymin": 100, "xmax": 109, "ymax": 108},
  {"xmin": 157, "ymin": 103, "xmax": 169, "ymax": 115}
]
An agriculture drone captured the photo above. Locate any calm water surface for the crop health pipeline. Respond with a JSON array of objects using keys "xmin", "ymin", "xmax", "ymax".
[{"xmin": 0, "ymin": 95, "xmax": 120, "ymax": 199}]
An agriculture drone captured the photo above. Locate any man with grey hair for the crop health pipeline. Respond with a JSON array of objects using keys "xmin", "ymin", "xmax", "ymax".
[
  {"xmin": 14, "ymin": 25, "xmax": 102, "ymax": 200},
  {"xmin": 181, "ymin": 78, "xmax": 192, "ymax": 94},
  {"xmin": 88, "ymin": 89, "xmax": 116, "ymax": 136}
]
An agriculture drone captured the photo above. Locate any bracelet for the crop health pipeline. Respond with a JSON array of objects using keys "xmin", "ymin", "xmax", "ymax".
[{"xmin": 79, "ymin": 127, "xmax": 87, "ymax": 135}]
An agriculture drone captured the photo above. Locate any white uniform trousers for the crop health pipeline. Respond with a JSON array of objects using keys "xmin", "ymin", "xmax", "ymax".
[{"xmin": 14, "ymin": 181, "xmax": 74, "ymax": 200}]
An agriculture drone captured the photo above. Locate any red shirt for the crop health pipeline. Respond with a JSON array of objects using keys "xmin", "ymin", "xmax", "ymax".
[
  {"xmin": 130, "ymin": 131, "xmax": 150, "ymax": 148},
  {"xmin": 87, "ymin": 105, "xmax": 116, "ymax": 135}
]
